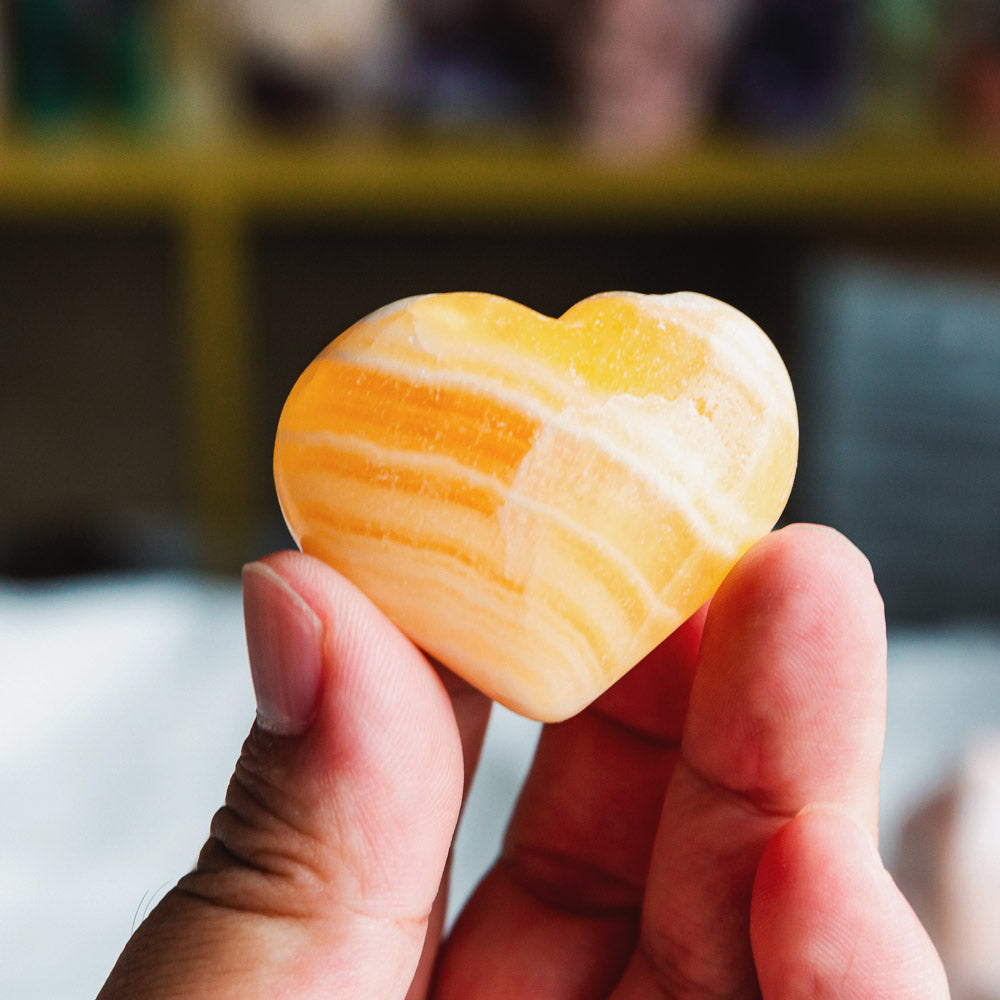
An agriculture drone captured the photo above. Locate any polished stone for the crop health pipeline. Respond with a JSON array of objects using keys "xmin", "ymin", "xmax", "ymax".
[{"xmin": 274, "ymin": 291, "xmax": 798, "ymax": 721}]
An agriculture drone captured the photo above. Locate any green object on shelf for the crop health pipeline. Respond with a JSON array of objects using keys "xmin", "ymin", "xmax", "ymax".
[
  {"xmin": 84, "ymin": 1, "xmax": 162, "ymax": 123},
  {"xmin": 9, "ymin": 0, "xmax": 82, "ymax": 126},
  {"xmin": 862, "ymin": 0, "xmax": 946, "ymax": 133},
  {"xmin": 9, "ymin": 0, "xmax": 164, "ymax": 131}
]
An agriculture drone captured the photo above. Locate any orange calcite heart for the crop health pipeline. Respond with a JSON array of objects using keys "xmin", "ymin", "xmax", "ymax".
[{"xmin": 274, "ymin": 292, "xmax": 798, "ymax": 721}]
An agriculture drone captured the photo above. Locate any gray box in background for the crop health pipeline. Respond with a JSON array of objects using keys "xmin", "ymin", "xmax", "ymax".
[{"xmin": 797, "ymin": 255, "xmax": 1000, "ymax": 624}]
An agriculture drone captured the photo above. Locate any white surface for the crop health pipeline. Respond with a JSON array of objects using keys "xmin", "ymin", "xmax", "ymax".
[
  {"xmin": 882, "ymin": 625, "xmax": 1000, "ymax": 852},
  {"xmin": 0, "ymin": 576, "xmax": 254, "ymax": 1000},
  {"xmin": 1, "ymin": 575, "xmax": 997, "ymax": 999}
]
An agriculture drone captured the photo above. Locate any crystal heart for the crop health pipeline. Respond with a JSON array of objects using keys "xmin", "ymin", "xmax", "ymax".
[{"xmin": 273, "ymin": 291, "xmax": 798, "ymax": 721}]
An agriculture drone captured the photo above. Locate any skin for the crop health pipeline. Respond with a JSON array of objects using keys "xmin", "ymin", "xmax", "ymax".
[{"xmin": 99, "ymin": 523, "xmax": 950, "ymax": 999}]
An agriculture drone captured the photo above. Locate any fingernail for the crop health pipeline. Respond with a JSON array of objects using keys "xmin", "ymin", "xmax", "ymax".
[{"xmin": 242, "ymin": 562, "xmax": 324, "ymax": 735}]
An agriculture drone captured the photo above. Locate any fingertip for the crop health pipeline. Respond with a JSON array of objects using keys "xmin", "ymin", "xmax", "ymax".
[
  {"xmin": 704, "ymin": 522, "xmax": 888, "ymax": 707},
  {"xmin": 751, "ymin": 807, "xmax": 880, "ymax": 992},
  {"xmin": 774, "ymin": 522, "xmax": 879, "ymax": 595},
  {"xmin": 679, "ymin": 522, "xmax": 888, "ymax": 823},
  {"xmin": 248, "ymin": 551, "xmax": 487, "ymax": 823},
  {"xmin": 247, "ymin": 550, "xmax": 447, "ymax": 717},
  {"xmin": 774, "ymin": 522, "xmax": 875, "ymax": 574},
  {"xmin": 752, "ymin": 808, "xmax": 950, "ymax": 1000},
  {"xmin": 753, "ymin": 805, "xmax": 882, "ymax": 915},
  {"xmin": 247, "ymin": 549, "xmax": 370, "ymax": 636},
  {"xmin": 721, "ymin": 523, "xmax": 881, "ymax": 621}
]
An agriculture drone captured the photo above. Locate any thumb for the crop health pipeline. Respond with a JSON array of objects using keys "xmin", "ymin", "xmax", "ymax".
[{"xmin": 100, "ymin": 551, "xmax": 466, "ymax": 999}]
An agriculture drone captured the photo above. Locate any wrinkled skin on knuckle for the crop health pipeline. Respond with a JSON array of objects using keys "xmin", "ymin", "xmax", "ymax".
[{"xmin": 178, "ymin": 725, "xmax": 340, "ymax": 921}]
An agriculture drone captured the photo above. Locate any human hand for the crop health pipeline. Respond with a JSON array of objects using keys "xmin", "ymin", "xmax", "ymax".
[{"xmin": 99, "ymin": 523, "xmax": 949, "ymax": 998}]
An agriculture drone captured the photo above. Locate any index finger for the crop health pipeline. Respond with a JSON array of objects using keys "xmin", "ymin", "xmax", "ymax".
[{"xmin": 613, "ymin": 523, "xmax": 887, "ymax": 999}]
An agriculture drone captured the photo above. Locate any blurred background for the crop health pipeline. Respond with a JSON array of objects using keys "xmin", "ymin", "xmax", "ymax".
[{"xmin": 1, "ymin": 1, "xmax": 999, "ymax": 997}]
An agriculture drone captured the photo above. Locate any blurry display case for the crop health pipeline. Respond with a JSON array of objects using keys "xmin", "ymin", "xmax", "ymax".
[{"xmin": 3, "ymin": 0, "xmax": 1000, "ymax": 580}]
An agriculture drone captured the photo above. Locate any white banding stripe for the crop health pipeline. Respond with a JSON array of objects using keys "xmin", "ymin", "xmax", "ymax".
[
  {"xmin": 338, "ymin": 314, "xmax": 793, "ymax": 430},
  {"xmin": 286, "ymin": 428, "xmax": 719, "ymax": 621},
  {"xmin": 307, "ymin": 348, "xmax": 770, "ymax": 540},
  {"xmin": 304, "ymin": 514, "xmax": 607, "ymax": 702},
  {"xmin": 535, "ymin": 405, "xmax": 760, "ymax": 541},
  {"xmin": 332, "ymin": 342, "xmax": 577, "ymax": 419}
]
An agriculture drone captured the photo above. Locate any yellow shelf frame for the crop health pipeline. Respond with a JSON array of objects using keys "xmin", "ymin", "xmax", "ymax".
[
  {"xmin": 3, "ymin": 132, "xmax": 1000, "ymax": 219},
  {"xmin": 2, "ymin": 132, "xmax": 999, "ymax": 568}
]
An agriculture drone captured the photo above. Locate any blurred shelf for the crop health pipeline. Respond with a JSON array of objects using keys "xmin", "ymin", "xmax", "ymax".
[
  {"xmin": 2, "ymin": 130, "xmax": 1000, "ymax": 225},
  {"xmin": 4, "ymin": 129, "xmax": 1000, "ymax": 571}
]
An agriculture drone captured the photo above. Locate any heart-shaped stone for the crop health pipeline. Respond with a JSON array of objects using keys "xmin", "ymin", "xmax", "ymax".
[{"xmin": 274, "ymin": 292, "xmax": 797, "ymax": 721}]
